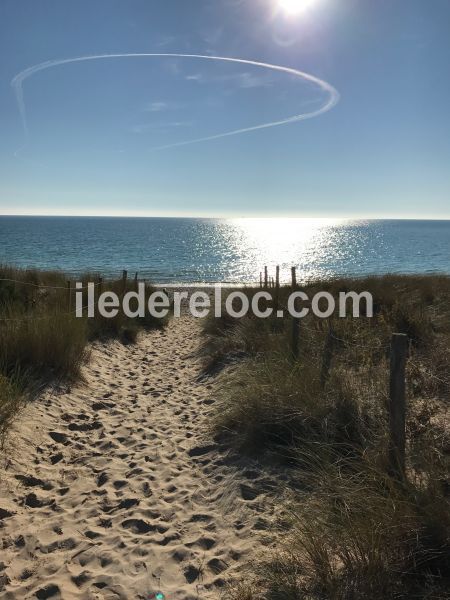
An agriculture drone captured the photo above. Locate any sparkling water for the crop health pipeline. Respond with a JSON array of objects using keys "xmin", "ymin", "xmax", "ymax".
[{"xmin": 0, "ymin": 217, "xmax": 448, "ymax": 283}]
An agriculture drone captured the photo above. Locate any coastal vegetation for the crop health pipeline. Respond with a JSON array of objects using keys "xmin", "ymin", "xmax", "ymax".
[
  {"xmin": 0, "ymin": 265, "xmax": 167, "ymax": 441},
  {"xmin": 1, "ymin": 267, "xmax": 448, "ymax": 597},
  {"xmin": 202, "ymin": 274, "xmax": 450, "ymax": 599}
]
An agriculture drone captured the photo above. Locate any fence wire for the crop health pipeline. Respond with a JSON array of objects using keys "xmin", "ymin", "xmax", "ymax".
[{"xmin": 0, "ymin": 278, "xmax": 102, "ymax": 290}]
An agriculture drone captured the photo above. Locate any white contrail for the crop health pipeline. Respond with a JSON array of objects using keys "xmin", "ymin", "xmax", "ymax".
[{"xmin": 11, "ymin": 53, "xmax": 339, "ymax": 150}]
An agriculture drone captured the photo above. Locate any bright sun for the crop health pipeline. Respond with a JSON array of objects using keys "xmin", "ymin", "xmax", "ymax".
[{"xmin": 279, "ymin": 0, "xmax": 317, "ymax": 14}]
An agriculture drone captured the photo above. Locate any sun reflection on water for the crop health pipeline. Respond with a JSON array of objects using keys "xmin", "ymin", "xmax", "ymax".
[{"xmin": 223, "ymin": 218, "xmax": 349, "ymax": 283}]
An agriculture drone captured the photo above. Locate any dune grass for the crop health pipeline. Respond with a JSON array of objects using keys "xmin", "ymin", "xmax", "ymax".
[
  {"xmin": 0, "ymin": 372, "xmax": 25, "ymax": 444},
  {"xmin": 0, "ymin": 265, "xmax": 168, "ymax": 438},
  {"xmin": 230, "ymin": 458, "xmax": 449, "ymax": 599},
  {"xmin": 201, "ymin": 275, "xmax": 450, "ymax": 598}
]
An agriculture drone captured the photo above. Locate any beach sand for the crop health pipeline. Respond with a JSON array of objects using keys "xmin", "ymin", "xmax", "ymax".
[{"xmin": 0, "ymin": 314, "xmax": 279, "ymax": 599}]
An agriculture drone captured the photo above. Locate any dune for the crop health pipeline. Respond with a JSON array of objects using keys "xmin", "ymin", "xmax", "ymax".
[{"xmin": 0, "ymin": 314, "xmax": 277, "ymax": 599}]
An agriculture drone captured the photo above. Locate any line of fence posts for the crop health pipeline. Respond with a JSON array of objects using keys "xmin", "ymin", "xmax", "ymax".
[
  {"xmin": 76, "ymin": 272, "xmax": 134, "ymax": 314},
  {"xmin": 260, "ymin": 265, "xmax": 408, "ymax": 482},
  {"xmin": 64, "ymin": 271, "xmax": 136, "ymax": 314},
  {"xmin": 262, "ymin": 264, "xmax": 298, "ymax": 356},
  {"xmin": 66, "ymin": 264, "xmax": 409, "ymax": 484},
  {"xmin": 9, "ymin": 262, "xmax": 411, "ymax": 484}
]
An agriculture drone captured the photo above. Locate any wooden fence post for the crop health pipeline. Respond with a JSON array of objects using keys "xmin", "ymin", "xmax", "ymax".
[
  {"xmin": 97, "ymin": 277, "xmax": 103, "ymax": 309},
  {"xmin": 259, "ymin": 272, "xmax": 262, "ymax": 289},
  {"xmin": 264, "ymin": 266, "xmax": 268, "ymax": 288},
  {"xmin": 67, "ymin": 281, "xmax": 72, "ymax": 311},
  {"xmin": 389, "ymin": 333, "xmax": 408, "ymax": 481},
  {"xmin": 291, "ymin": 267, "xmax": 300, "ymax": 360},
  {"xmin": 120, "ymin": 271, "xmax": 128, "ymax": 318},
  {"xmin": 320, "ymin": 323, "xmax": 335, "ymax": 387},
  {"xmin": 122, "ymin": 270, "xmax": 128, "ymax": 294},
  {"xmin": 291, "ymin": 266, "xmax": 297, "ymax": 289},
  {"xmin": 274, "ymin": 265, "xmax": 280, "ymax": 315}
]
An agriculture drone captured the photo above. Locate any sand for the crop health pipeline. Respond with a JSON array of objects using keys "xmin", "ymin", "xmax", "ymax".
[{"xmin": 0, "ymin": 315, "xmax": 278, "ymax": 600}]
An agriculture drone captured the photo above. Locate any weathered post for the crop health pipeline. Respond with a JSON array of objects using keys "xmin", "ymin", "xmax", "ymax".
[
  {"xmin": 97, "ymin": 277, "xmax": 103, "ymax": 310},
  {"xmin": 67, "ymin": 281, "xmax": 72, "ymax": 311},
  {"xmin": 264, "ymin": 266, "xmax": 268, "ymax": 288},
  {"xmin": 320, "ymin": 323, "xmax": 335, "ymax": 387},
  {"xmin": 120, "ymin": 271, "xmax": 128, "ymax": 318},
  {"xmin": 122, "ymin": 270, "xmax": 128, "ymax": 294},
  {"xmin": 291, "ymin": 266, "xmax": 297, "ymax": 289},
  {"xmin": 388, "ymin": 333, "xmax": 408, "ymax": 481},
  {"xmin": 291, "ymin": 267, "xmax": 300, "ymax": 360},
  {"xmin": 274, "ymin": 265, "xmax": 280, "ymax": 315},
  {"xmin": 259, "ymin": 272, "xmax": 262, "ymax": 289}
]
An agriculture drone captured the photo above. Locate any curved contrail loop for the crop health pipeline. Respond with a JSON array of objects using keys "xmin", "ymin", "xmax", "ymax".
[{"xmin": 11, "ymin": 53, "xmax": 339, "ymax": 151}]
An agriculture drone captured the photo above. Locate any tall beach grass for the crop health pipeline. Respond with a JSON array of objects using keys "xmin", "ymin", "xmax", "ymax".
[
  {"xmin": 201, "ymin": 275, "xmax": 450, "ymax": 598},
  {"xmin": 0, "ymin": 265, "xmax": 168, "ymax": 439}
]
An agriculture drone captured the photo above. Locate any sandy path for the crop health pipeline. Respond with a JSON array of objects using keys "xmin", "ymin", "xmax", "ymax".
[{"xmin": 0, "ymin": 316, "xmax": 276, "ymax": 600}]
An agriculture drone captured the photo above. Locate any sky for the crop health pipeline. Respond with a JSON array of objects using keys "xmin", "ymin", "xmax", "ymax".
[{"xmin": 0, "ymin": 0, "xmax": 449, "ymax": 218}]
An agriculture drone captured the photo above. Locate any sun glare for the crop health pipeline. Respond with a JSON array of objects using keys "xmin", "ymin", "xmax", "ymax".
[{"xmin": 279, "ymin": 0, "xmax": 317, "ymax": 15}]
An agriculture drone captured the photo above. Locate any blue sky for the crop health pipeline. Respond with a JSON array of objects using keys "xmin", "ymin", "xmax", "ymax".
[{"xmin": 0, "ymin": 0, "xmax": 449, "ymax": 218}]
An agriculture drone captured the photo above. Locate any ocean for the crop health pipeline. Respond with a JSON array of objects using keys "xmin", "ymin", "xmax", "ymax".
[{"xmin": 0, "ymin": 217, "xmax": 448, "ymax": 284}]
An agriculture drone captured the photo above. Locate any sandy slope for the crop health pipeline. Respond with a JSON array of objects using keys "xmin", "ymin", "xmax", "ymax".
[{"xmin": 0, "ymin": 315, "xmax": 277, "ymax": 600}]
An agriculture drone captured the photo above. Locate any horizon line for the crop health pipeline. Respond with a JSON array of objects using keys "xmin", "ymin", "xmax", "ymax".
[{"xmin": 1, "ymin": 213, "xmax": 450, "ymax": 221}]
